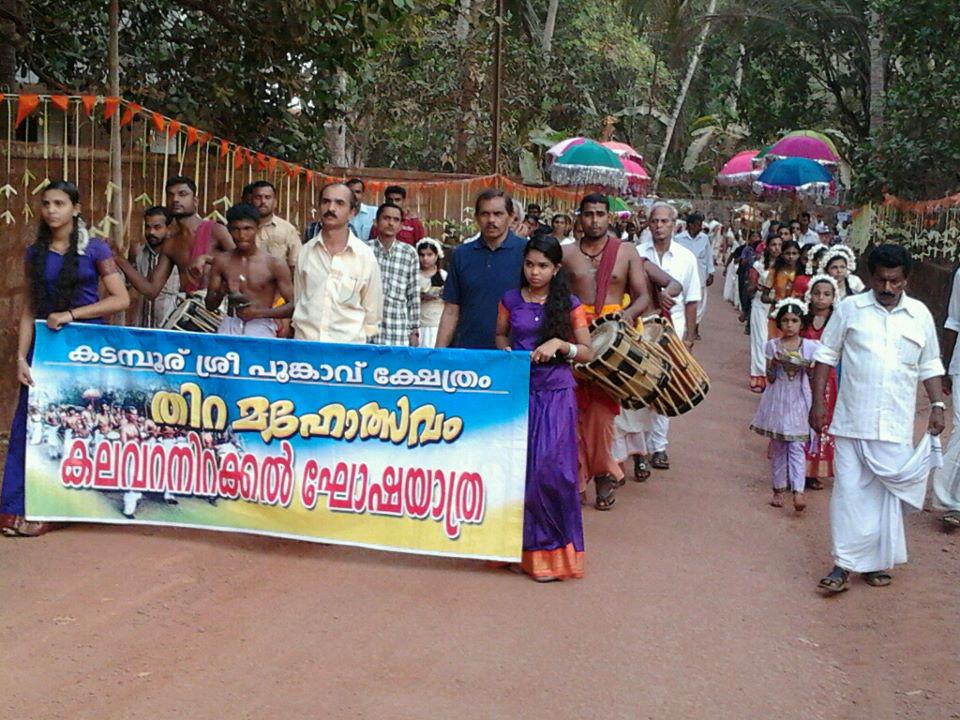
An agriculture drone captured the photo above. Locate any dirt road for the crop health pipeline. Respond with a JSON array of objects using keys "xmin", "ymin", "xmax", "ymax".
[{"xmin": 2, "ymin": 284, "xmax": 959, "ymax": 719}]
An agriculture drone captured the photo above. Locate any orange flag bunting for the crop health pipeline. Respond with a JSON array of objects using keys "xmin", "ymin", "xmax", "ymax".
[
  {"xmin": 268, "ymin": 157, "xmax": 277, "ymax": 173},
  {"xmin": 166, "ymin": 119, "xmax": 181, "ymax": 138},
  {"xmin": 151, "ymin": 112, "xmax": 166, "ymax": 133},
  {"xmin": 120, "ymin": 102, "xmax": 142, "ymax": 127},
  {"xmin": 186, "ymin": 126, "xmax": 199, "ymax": 146},
  {"xmin": 305, "ymin": 169, "xmax": 314, "ymax": 184},
  {"xmin": 50, "ymin": 95, "xmax": 70, "ymax": 113},
  {"xmin": 103, "ymin": 96, "xmax": 120, "ymax": 120},
  {"xmin": 279, "ymin": 161, "xmax": 289, "ymax": 176},
  {"xmin": 287, "ymin": 164, "xmax": 301, "ymax": 178},
  {"xmin": 255, "ymin": 152, "xmax": 267, "ymax": 170},
  {"xmin": 244, "ymin": 148, "xmax": 254, "ymax": 166},
  {"xmin": 81, "ymin": 95, "xmax": 97, "ymax": 116},
  {"xmin": 233, "ymin": 148, "xmax": 246, "ymax": 169},
  {"xmin": 220, "ymin": 139, "xmax": 230, "ymax": 158},
  {"xmin": 198, "ymin": 131, "xmax": 213, "ymax": 146},
  {"xmin": 15, "ymin": 94, "xmax": 40, "ymax": 127}
]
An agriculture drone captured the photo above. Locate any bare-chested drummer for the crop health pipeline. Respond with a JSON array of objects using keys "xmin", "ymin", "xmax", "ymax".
[
  {"xmin": 114, "ymin": 175, "xmax": 234, "ymax": 310},
  {"xmin": 204, "ymin": 203, "xmax": 293, "ymax": 338},
  {"xmin": 562, "ymin": 191, "xmax": 681, "ymax": 511}
]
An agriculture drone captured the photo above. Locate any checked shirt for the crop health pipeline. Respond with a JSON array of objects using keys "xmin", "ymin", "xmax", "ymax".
[{"xmin": 368, "ymin": 238, "xmax": 420, "ymax": 346}]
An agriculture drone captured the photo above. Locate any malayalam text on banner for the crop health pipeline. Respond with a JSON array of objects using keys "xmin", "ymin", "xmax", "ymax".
[{"xmin": 24, "ymin": 323, "xmax": 530, "ymax": 561}]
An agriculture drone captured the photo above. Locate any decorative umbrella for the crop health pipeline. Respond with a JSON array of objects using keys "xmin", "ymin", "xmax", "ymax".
[
  {"xmin": 716, "ymin": 150, "xmax": 760, "ymax": 186},
  {"xmin": 767, "ymin": 134, "xmax": 839, "ymax": 166},
  {"xmin": 546, "ymin": 136, "xmax": 587, "ymax": 160},
  {"xmin": 600, "ymin": 141, "xmax": 643, "ymax": 163},
  {"xmin": 751, "ymin": 144, "xmax": 772, "ymax": 169},
  {"xmin": 82, "ymin": 388, "xmax": 102, "ymax": 400},
  {"xmin": 548, "ymin": 139, "xmax": 627, "ymax": 190},
  {"xmin": 753, "ymin": 157, "xmax": 835, "ymax": 199},
  {"xmin": 620, "ymin": 157, "xmax": 651, "ymax": 195},
  {"xmin": 783, "ymin": 130, "xmax": 839, "ymax": 158}
]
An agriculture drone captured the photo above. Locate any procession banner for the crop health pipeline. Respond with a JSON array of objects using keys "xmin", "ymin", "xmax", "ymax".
[{"xmin": 24, "ymin": 323, "xmax": 530, "ymax": 561}]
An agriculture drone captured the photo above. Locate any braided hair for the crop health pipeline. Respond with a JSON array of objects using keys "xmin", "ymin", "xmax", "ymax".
[
  {"xmin": 30, "ymin": 181, "xmax": 83, "ymax": 317},
  {"xmin": 520, "ymin": 235, "xmax": 573, "ymax": 346}
]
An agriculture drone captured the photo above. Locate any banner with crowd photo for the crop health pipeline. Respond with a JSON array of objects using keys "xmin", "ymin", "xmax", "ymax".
[{"xmin": 24, "ymin": 323, "xmax": 530, "ymax": 561}]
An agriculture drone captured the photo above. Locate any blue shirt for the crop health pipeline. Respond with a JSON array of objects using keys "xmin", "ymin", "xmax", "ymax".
[
  {"xmin": 349, "ymin": 203, "xmax": 377, "ymax": 242},
  {"xmin": 443, "ymin": 232, "xmax": 525, "ymax": 349}
]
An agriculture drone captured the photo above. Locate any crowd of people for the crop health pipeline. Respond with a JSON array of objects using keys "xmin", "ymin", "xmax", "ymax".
[{"xmin": 3, "ymin": 175, "xmax": 960, "ymax": 594}]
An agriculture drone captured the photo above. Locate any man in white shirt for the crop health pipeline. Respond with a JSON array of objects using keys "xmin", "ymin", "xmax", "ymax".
[
  {"xmin": 293, "ymin": 183, "xmax": 383, "ymax": 344},
  {"xmin": 674, "ymin": 211, "xmax": 713, "ymax": 340},
  {"xmin": 933, "ymin": 268, "xmax": 960, "ymax": 526},
  {"xmin": 632, "ymin": 201, "xmax": 701, "ymax": 471},
  {"xmin": 811, "ymin": 244, "xmax": 945, "ymax": 593},
  {"xmin": 798, "ymin": 211, "xmax": 821, "ymax": 247}
]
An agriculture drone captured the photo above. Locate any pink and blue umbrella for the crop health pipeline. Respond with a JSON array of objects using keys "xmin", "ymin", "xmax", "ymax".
[{"xmin": 767, "ymin": 134, "xmax": 839, "ymax": 166}]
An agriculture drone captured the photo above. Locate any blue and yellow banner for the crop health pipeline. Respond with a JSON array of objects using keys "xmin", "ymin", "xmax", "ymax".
[{"xmin": 24, "ymin": 323, "xmax": 530, "ymax": 560}]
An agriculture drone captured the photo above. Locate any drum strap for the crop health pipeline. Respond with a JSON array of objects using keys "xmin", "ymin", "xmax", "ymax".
[{"xmin": 593, "ymin": 238, "xmax": 622, "ymax": 312}]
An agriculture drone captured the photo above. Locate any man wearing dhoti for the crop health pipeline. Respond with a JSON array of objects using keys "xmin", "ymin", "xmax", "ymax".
[
  {"xmin": 932, "ymin": 264, "xmax": 960, "ymax": 527},
  {"xmin": 811, "ymin": 244, "xmax": 945, "ymax": 593}
]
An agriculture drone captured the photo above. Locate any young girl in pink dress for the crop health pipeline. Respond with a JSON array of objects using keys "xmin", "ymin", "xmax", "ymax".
[{"xmin": 749, "ymin": 298, "xmax": 819, "ymax": 512}]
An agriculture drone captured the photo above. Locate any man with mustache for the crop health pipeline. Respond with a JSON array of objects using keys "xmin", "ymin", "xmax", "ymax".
[
  {"xmin": 811, "ymin": 244, "xmax": 945, "ymax": 594},
  {"xmin": 131, "ymin": 206, "xmax": 179, "ymax": 327},
  {"xmin": 114, "ymin": 176, "xmax": 234, "ymax": 307},
  {"xmin": 292, "ymin": 183, "xmax": 382, "ymax": 343},
  {"xmin": 435, "ymin": 189, "xmax": 525, "ymax": 349}
]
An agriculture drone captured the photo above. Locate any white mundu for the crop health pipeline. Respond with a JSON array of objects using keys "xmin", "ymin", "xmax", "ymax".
[
  {"xmin": 814, "ymin": 290, "xmax": 943, "ymax": 572},
  {"xmin": 932, "ymin": 270, "xmax": 960, "ymax": 512}
]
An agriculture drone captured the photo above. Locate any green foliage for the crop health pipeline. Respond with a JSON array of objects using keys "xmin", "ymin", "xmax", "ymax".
[
  {"xmin": 10, "ymin": 0, "xmax": 415, "ymax": 159},
  {"xmin": 852, "ymin": 0, "xmax": 960, "ymax": 200}
]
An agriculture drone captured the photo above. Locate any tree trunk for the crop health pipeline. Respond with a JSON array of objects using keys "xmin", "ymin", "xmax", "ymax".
[
  {"xmin": 323, "ymin": 69, "xmax": 349, "ymax": 167},
  {"xmin": 455, "ymin": 0, "xmax": 473, "ymax": 42},
  {"xmin": 0, "ymin": 0, "xmax": 16, "ymax": 89},
  {"xmin": 109, "ymin": 0, "xmax": 125, "ymax": 254},
  {"xmin": 867, "ymin": 8, "xmax": 884, "ymax": 133},
  {"xmin": 541, "ymin": 0, "xmax": 559, "ymax": 54},
  {"xmin": 652, "ymin": 0, "xmax": 717, "ymax": 193}
]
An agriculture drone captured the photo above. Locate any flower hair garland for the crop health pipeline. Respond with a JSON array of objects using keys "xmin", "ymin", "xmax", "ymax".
[
  {"xmin": 416, "ymin": 237, "xmax": 444, "ymax": 260},
  {"xmin": 804, "ymin": 242, "xmax": 825, "ymax": 274},
  {"xmin": 804, "ymin": 273, "xmax": 840, "ymax": 306},
  {"xmin": 822, "ymin": 244, "xmax": 856, "ymax": 272},
  {"xmin": 769, "ymin": 297, "xmax": 809, "ymax": 319}
]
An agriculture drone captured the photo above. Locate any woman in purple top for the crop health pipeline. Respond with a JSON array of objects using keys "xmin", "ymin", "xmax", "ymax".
[
  {"xmin": 1, "ymin": 181, "xmax": 129, "ymax": 536},
  {"xmin": 495, "ymin": 236, "xmax": 593, "ymax": 581}
]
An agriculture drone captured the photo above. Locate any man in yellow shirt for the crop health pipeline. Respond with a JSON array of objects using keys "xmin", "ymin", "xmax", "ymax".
[
  {"xmin": 292, "ymin": 183, "xmax": 383, "ymax": 344},
  {"xmin": 249, "ymin": 180, "xmax": 300, "ymax": 275}
]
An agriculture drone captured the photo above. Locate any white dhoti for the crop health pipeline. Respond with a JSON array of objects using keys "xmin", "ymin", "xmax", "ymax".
[
  {"xmin": 217, "ymin": 316, "xmax": 278, "ymax": 337},
  {"xmin": 723, "ymin": 264, "xmax": 738, "ymax": 308},
  {"xmin": 831, "ymin": 435, "xmax": 933, "ymax": 573},
  {"xmin": 749, "ymin": 293, "xmax": 768, "ymax": 377},
  {"xmin": 933, "ymin": 390, "xmax": 960, "ymax": 511},
  {"xmin": 695, "ymin": 284, "xmax": 708, "ymax": 325},
  {"xmin": 613, "ymin": 408, "xmax": 651, "ymax": 462}
]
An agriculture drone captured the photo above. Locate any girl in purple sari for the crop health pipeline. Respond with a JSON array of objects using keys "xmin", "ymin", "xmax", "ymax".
[
  {"xmin": 495, "ymin": 236, "xmax": 592, "ymax": 581},
  {"xmin": 1, "ymin": 181, "xmax": 129, "ymax": 536}
]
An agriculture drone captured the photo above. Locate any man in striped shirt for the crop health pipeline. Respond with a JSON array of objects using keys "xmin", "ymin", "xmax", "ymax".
[{"xmin": 368, "ymin": 203, "xmax": 420, "ymax": 346}]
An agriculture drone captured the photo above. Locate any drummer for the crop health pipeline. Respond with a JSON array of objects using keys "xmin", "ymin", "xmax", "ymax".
[
  {"xmin": 562, "ymin": 193, "xmax": 682, "ymax": 510},
  {"xmin": 636, "ymin": 201, "xmax": 701, "ymax": 471}
]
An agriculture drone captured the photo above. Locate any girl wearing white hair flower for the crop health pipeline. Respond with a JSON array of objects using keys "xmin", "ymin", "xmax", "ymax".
[
  {"xmin": 750, "ymin": 298, "xmax": 819, "ymax": 511},
  {"xmin": 800, "ymin": 274, "xmax": 840, "ymax": 488},
  {"xmin": 417, "ymin": 238, "xmax": 447, "ymax": 348},
  {"xmin": 822, "ymin": 245, "xmax": 865, "ymax": 300}
]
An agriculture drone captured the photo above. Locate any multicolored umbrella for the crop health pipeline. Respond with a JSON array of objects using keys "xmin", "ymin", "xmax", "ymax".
[
  {"xmin": 600, "ymin": 141, "xmax": 643, "ymax": 163},
  {"xmin": 716, "ymin": 150, "xmax": 760, "ymax": 187},
  {"xmin": 753, "ymin": 157, "xmax": 835, "ymax": 199},
  {"xmin": 548, "ymin": 139, "xmax": 627, "ymax": 190},
  {"xmin": 621, "ymin": 157, "xmax": 651, "ymax": 194},
  {"xmin": 767, "ymin": 134, "xmax": 839, "ymax": 166},
  {"xmin": 546, "ymin": 136, "xmax": 587, "ymax": 159},
  {"xmin": 783, "ymin": 130, "xmax": 839, "ymax": 158}
]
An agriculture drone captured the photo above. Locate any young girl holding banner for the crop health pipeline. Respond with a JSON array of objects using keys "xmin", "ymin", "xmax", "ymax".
[
  {"xmin": 495, "ymin": 236, "xmax": 592, "ymax": 581},
  {"xmin": 1, "ymin": 181, "xmax": 129, "ymax": 537}
]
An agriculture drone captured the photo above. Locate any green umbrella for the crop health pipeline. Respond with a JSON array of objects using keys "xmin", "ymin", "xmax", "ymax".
[
  {"xmin": 608, "ymin": 196, "xmax": 631, "ymax": 213},
  {"xmin": 549, "ymin": 139, "xmax": 627, "ymax": 190}
]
